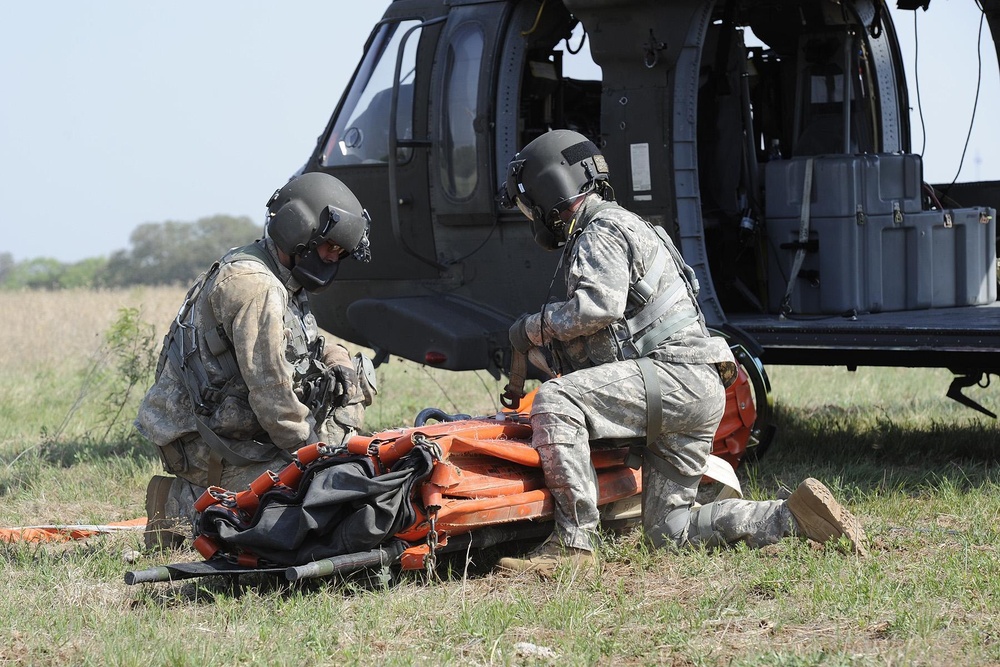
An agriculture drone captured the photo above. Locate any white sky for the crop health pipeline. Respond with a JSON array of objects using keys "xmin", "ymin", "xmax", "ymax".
[{"xmin": 1, "ymin": 1, "xmax": 996, "ymax": 263}]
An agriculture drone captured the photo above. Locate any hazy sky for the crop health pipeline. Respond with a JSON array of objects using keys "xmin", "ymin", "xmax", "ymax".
[{"xmin": 1, "ymin": 1, "xmax": 996, "ymax": 263}]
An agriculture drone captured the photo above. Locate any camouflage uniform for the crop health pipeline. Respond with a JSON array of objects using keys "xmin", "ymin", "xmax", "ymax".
[
  {"xmin": 135, "ymin": 237, "xmax": 372, "ymax": 534},
  {"xmin": 523, "ymin": 195, "xmax": 795, "ymax": 551}
]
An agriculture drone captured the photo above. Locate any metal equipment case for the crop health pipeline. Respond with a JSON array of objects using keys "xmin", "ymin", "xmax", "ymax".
[{"xmin": 764, "ymin": 154, "xmax": 996, "ymax": 314}]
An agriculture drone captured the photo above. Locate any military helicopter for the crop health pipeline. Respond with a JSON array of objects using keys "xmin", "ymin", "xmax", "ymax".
[{"xmin": 299, "ymin": 0, "xmax": 1000, "ymax": 440}]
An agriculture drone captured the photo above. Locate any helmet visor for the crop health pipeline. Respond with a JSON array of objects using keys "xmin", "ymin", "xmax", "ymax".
[{"xmin": 514, "ymin": 196, "xmax": 535, "ymax": 222}]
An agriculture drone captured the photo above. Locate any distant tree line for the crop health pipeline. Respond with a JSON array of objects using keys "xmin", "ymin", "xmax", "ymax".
[{"xmin": 0, "ymin": 215, "xmax": 263, "ymax": 290}]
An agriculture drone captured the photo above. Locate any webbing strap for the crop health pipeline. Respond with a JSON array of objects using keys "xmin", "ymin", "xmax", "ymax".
[
  {"xmin": 693, "ymin": 502, "xmax": 718, "ymax": 544},
  {"xmin": 625, "ymin": 357, "xmax": 662, "ymax": 469},
  {"xmin": 202, "ymin": 310, "xmax": 240, "ymax": 381},
  {"xmin": 628, "ymin": 280, "xmax": 685, "ymax": 334},
  {"xmin": 500, "ymin": 348, "xmax": 529, "ymax": 410},
  {"xmin": 781, "ymin": 157, "xmax": 815, "ymax": 316},
  {"xmin": 636, "ymin": 357, "xmax": 662, "ymax": 449},
  {"xmin": 630, "ymin": 241, "xmax": 669, "ymax": 305},
  {"xmin": 207, "ymin": 450, "xmax": 224, "ymax": 488},
  {"xmin": 620, "ymin": 229, "xmax": 701, "ymax": 357},
  {"xmin": 193, "ymin": 415, "xmax": 285, "ymax": 468},
  {"xmin": 651, "ymin": 225, "xmax": 700, "ymax": 299},
  {"xmin": 632, "ymin": 307, "xmax": 700, "ymax": 358},
  {"xmin": 643, "ymin": 447, "xmax": 703, "ymax": 487},
  {"xmin": 166, "ymin": 338, "xmax": 212, "ymax": 414}
]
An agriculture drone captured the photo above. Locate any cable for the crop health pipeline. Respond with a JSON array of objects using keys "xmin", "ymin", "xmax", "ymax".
[
  {"xmin": 566, "ymin": 25, "xmax": 587, "ymax": 55},
  {"xmin": 943, "ymin": 5, "xmax": 986, "ymax": 194},
  {"xmin": 913, "ymin": 12, "xmax": 927, "ymax": 159},
  {"xmin": 444, "ymin": 217, "xmax": 500, "ymax": 266},
  {"xmin": 522, "ymin": 0, "xmax": 547, "ymax": 37}
]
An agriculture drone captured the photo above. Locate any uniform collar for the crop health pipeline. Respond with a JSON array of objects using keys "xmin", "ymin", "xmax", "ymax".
[{"xmin": 570, "ymin": 193, "xmax": 615, "ymax": 232}]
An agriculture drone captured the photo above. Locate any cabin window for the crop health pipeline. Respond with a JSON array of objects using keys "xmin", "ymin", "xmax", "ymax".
[
  {"xmin": 440, "ymin": 23, "xmax": 484, "ymax": 200},
  {"xmin": 321, "ymin": 20, "xmax": 420, "ymax": 167}
]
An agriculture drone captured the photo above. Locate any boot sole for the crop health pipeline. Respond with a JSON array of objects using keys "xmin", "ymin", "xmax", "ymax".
[{"xmin": 787, "ymin": 478, "xmax": 867, "ymax": 555}]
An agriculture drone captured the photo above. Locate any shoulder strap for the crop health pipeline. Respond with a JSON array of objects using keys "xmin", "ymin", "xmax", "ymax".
[
  {"xmin": 620, "ymin": 224, "xmax": 702, "ymax": 357},
  {"xmin": 201, "ymin": 241, "xmax": 278, "ymax": 381},
  {"xmin": 224, "ymin": 240, "xmax": 281, "ymax": 276}
]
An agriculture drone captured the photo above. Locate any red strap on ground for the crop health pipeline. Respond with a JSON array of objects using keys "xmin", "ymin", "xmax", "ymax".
[{"xmin": 0, "ymin": 517, "xmax": 146, "ymax": 544}]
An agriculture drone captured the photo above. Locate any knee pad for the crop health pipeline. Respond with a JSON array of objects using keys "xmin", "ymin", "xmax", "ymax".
[
  {"xmin": 688, "ymin": 502, "xmax": 725, "ymax": 549},
  {"xmin": 662, "ymin": 506, "xmax": 692, "ymax": 547}
]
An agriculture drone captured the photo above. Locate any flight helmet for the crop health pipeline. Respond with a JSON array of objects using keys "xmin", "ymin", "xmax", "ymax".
[
  {"xmin": 501, "ymin": 129, "xmax": 610, "ymax": 250},
  {"xmin": 265, "ymin": 172, "xmax": 371, "ymax": 292}
]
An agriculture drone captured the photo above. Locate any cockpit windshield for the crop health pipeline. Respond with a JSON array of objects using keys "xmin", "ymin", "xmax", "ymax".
[{"xmin": 321, "ymin": 20, "xmax": 420, "ymax": 166}]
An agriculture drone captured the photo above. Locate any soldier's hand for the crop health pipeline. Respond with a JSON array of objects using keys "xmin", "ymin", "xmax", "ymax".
[
  {"xmin": 509, "ymin": 314, "xmax": 533, "ymax": 354},
  {"xmin": 330, "ymin": 363, "xmax": 358, "ymax": 407}
]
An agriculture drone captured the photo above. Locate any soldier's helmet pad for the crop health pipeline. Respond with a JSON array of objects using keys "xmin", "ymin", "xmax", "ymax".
[
  {"xmin": 266, "ymin": 172, "xmax": 371, "ymax": 292},
  {"xmin": 502, "ymin": 129, "xmax": 609, "ymax": 249}
]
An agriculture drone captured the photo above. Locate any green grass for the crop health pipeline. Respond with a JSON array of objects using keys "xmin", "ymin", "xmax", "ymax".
[{"xmin": 1, "ymin": 291, "xmax": 999, "ymax": 665}]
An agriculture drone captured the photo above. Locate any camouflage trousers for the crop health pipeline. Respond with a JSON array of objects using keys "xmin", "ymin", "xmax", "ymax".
[{"xmin": 531, "ymin": 359, "xmax": 795, "ymax": 551}]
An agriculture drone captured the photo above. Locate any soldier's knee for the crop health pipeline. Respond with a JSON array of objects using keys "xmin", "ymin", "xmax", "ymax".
[{"xmin": 645, "ymin": 502, "xmax": 727, "ymax": 550}]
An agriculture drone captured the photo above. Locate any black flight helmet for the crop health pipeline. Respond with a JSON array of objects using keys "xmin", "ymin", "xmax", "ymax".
[
  {"xmin": 501, "ymin": 129, "xmax": 610, "ymax": 250},
  {"xmin": 265, "ymin": 172, "xmax": 371, "ymax": 292}
]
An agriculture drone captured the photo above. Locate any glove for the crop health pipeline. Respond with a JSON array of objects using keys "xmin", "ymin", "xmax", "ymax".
[
  {"xmin": 509, "ymin": 314, "xmax": 533, "ymax": 354},
  {"xmin": 329, "ymin": 363, "xmax": 358, "ymax": 407}
]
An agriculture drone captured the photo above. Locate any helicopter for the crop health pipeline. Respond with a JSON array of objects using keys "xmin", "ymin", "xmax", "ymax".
[{"xmin": 298, "ymin": 0, "xmax": 1000, "ymax": 440}]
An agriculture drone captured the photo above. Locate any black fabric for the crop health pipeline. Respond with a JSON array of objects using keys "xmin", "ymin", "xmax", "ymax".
[
  {"xmin": 197, "ymin": 446, "xmax": 434, "ymax": 566},
  {"xmin": 561, "ymin": 140, "xmax": 599, "ymax": 166}
]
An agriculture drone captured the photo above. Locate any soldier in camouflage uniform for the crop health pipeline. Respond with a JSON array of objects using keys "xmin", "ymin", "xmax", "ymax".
[
  {"xmin": 135, "ymin": 173, "xmax": 376, "ymax": 548},
  {"xmin": 496, "ymin": 130, "xmax": 865, "ymax": 575}
]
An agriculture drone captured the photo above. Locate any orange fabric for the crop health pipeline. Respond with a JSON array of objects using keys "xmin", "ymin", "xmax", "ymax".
[
  {"xmin": 176, "ymin": 374, "xmax": 755, "ymax": 569},
  {"xmin": 0, "ymin": 517, "xmax": 146, "ymax": 544}
]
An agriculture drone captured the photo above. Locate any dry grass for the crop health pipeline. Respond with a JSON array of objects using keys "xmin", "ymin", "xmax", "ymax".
[
  {"xmin": 1, "ymin": 289, "xmax": 999, "ymax": 666},
  {"xmin": 0, "ymin": 286, "xmax": 504, "ymax": 438},
  {"xmin": 0, "ymin": 286, "xmax": 185, "ymax": 373}
]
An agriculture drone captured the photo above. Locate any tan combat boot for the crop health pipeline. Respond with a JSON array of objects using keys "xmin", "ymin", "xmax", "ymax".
[
  {"xmin": 144, "ymin": 475, "xmax": 186, "ymax": 550},
  {"xmin": 786, "ymin": 478, "xmax": 867, "ymax": 555},
  {"xmin": 496, "ymin": 538, "xmax": 596, "ymax": 577}
]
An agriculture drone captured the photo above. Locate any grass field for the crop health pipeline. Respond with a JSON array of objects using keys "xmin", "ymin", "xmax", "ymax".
[{"xmin": 1, "ymin": 288, "xmax": 998, "ymax": 666}]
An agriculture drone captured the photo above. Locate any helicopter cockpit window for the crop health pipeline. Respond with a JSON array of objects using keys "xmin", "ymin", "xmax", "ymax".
[
  {"xmin": 321, "ymin": 20, "xmax": 420, "ymax": 167},
  {"xmin": 440, "ymin": 22, "xmax": 485, "ymax": 201}
]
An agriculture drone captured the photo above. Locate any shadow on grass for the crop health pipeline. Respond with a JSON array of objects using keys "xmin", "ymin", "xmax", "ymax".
[
  {"xmin": 0, "ymin": 437, "xmax": 158, "ymax": 496},
  {"xmin": 745, "ymin": 403, "xmax": 1000, "ymax": 494},
  {"xmin": 39, "ymin": 436, "xmax": 158, "ymax": 468}
]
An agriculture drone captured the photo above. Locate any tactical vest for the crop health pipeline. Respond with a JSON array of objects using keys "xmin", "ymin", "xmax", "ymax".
[
  {"xmin": 154, "ymin": 241, "xmax": 323, "ymax": 471},
  {"xmin": 613, "ymin": 220, "xmax": 703, "ymax": 360},
  {"xmin": 549, "ymin": 201, "xmax": 703, "ymax": 371}
]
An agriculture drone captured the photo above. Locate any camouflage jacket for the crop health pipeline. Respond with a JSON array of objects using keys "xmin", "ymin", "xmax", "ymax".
[
  {"xmin": 524, "ymin": 195, "xmax": 734, "ymax": 373},
  {"xmin": 135, "ymin": 238, "xmax": 355, "ymax": 454}
]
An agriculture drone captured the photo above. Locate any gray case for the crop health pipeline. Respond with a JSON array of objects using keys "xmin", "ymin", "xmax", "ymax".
[{"xmin": 764, "ymin": 154, "xmax": 996, "ymax": 314}]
